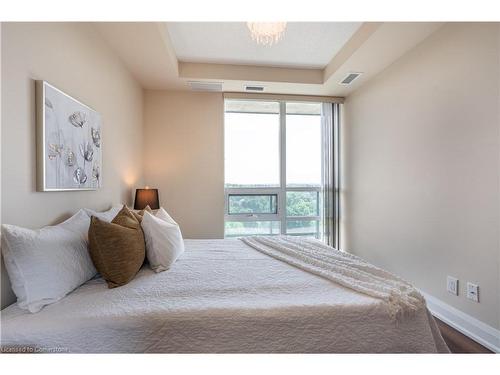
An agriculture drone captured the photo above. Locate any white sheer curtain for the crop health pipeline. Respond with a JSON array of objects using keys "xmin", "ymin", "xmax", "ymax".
[{"xmin": 321, "ymin": 102, "xmax": 340, "ymax": 248}]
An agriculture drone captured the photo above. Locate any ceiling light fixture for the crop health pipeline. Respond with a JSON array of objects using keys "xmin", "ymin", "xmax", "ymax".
[{"xmin": 247, "ymin": 22, "xmax": 287, "ymax": 46}]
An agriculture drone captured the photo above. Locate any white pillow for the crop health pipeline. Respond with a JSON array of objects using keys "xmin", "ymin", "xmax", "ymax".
[
  {"xmin": 141, "ymin": 208, "xmax": 184, "ymax": 272},
  {"xmin": 1, "ymin": 209, "xmax": 96, "ymax": 313},
  {"xmin": 84, "ymin": 205, "xmax": 121, "ymax": 222},
  {"xmin": 156, "ymin": 207, "xmax": 177, "ymax": 224}
]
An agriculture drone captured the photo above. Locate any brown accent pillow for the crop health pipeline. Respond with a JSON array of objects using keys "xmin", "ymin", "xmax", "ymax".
[
  {"xmin": 88, "ymin": 205, "xmax": 146, "ymax": 288},
  {"xmin": 131, "ymin": 205, "xmax": 153, "ymax": 223}
]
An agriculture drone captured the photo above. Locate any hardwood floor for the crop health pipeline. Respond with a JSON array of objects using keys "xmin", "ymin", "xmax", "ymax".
[{"xmin": 435, "ymin": 317, "xmax": 493, "ymax": 353}]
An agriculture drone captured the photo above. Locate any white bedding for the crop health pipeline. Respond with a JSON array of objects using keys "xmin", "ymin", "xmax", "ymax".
[{"xmin": 0, "ymin": 239, "xmax": 448, "ymax": 353}]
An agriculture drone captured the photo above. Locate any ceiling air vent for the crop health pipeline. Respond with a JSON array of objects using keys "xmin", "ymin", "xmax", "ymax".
[
  {"xmin": 244, "ymin": 85, "xmax": 265, "ymax": 92},
  {"xmin": 188, "ymin": 81, "xmax": 223, "ymax": 92},
  {"xmin": 340, "ymin": 72, "xmax": 362, "ymax": 85}
]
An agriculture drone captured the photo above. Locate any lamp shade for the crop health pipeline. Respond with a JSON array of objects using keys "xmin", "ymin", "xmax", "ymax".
[{"xmin": 134, "ymin": 188, "xmax": 159, "ymax": 210}]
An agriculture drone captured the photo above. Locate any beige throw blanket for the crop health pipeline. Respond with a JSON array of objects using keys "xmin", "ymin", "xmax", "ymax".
[{"xmin": 241, "ymin": 236, "xmax": 426, "ymax": 322}]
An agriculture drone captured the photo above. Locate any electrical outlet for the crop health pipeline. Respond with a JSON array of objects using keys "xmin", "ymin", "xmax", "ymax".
[
  {"xmin": 447, "ymin": 276, "xmax": 458, "ymax": 295},
  {"xmin": 466, "ymin": 282, "xmax": 479, "ymax": 302}
]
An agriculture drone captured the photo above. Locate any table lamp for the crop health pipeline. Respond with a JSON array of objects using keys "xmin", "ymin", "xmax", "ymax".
[{"xmin": 134, "ymin": 187, "xmax": 159, "ymax": 210}]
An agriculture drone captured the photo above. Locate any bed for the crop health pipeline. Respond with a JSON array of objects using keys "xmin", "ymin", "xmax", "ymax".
[{"xmin": 0, "ymin": 239, "xmax": 449, "ymax": 353}]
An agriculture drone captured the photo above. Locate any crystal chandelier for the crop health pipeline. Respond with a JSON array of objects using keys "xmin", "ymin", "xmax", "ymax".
[{"xmin": 247, "ymin": 22, "xmax": 287, "ymax": 46}]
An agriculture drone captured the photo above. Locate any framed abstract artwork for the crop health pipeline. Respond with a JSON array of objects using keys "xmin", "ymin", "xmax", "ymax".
[{"xmin": 36, "ymin": 81, "xmax": 102, "ymax": 191}]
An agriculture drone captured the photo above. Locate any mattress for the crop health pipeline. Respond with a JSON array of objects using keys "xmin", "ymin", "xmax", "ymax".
[{"xmin": 0, "ymin": 239, "xmax": 448, "ymax": 353}]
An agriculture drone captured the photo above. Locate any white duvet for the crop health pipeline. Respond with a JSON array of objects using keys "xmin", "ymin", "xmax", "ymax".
[{"xmin": 0, "ymin": 239, "xmax": 448, "ymax": 353}]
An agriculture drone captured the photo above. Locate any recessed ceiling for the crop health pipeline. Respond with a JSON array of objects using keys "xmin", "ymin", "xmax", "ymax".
[
  {"xmin": 167, "ymin": 22, "xmax": 361, "ymax": 69},
  {"xmin": 96, "ymin": 22, "xmax": 444, "ymax": 95}
]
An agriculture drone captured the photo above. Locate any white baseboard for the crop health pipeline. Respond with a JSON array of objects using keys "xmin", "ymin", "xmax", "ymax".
[{"xmin": 421, "ymin": 291, "xmax": 500, "ymax": 353}]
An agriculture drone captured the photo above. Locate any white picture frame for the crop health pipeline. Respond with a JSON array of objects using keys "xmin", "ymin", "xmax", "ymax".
[{"xmin": 36, "ymin": 81, "xmax": 102, "ymax": 191}]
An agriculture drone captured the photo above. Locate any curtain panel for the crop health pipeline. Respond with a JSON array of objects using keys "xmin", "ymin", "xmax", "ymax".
[{"xmin": 321, "ymin": 103, "xmax": 340, "ymax": 248}]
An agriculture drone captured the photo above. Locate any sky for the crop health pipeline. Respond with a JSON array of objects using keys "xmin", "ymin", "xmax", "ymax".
[{"xmin": 224, "ymin": 112, "xmax": 322, "ymax": 187}]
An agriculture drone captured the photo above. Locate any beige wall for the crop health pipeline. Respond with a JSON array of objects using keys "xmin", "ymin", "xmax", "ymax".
[
  {"xmin": 1, "ymin": 23, "xmax": 144, "ymax": 308},
  {"xmin": 343, "ymin": 23, "xmax": 500, "ymax": 328},
  {"xmin": 143, "ymin": 90, "xmax": 224, "ymax": 239}
]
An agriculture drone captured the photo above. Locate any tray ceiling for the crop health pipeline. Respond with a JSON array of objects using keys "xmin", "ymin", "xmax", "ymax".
[{"xmin": 167, "ymin": 22, "xmax": 362, "ymax": 69}]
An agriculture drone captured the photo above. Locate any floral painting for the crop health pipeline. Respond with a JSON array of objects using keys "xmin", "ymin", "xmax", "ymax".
[{"xmin": 37, "ymin": 81, "xmax": 102, "ymax": 191}]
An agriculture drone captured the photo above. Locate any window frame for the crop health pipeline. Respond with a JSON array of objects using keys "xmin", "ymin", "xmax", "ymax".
[
  {"xmin": 227, "ymin": 192, "xmax": 279, "ymax": 216},
  {"xmin": 224, "ymin": 99, "xmax": 323, "ymax": 239}
]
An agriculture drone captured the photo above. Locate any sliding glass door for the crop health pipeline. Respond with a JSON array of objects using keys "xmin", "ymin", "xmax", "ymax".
[{"xmin": 224, "ymin": 99, "xmax": 338, "ymax": 243}]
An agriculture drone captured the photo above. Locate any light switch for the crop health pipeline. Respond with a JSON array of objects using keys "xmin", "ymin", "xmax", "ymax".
[{"xmin": 447, "ymin": 276, "xmax": 458, "ymax": 296}]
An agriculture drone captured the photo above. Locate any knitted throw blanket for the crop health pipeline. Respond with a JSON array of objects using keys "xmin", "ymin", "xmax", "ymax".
[{"xmin": 241, "ymin": 236, "xmax": 426, "ymax": 322}]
